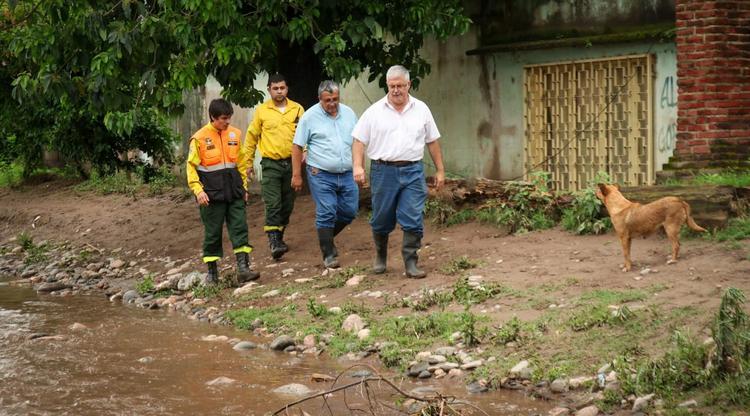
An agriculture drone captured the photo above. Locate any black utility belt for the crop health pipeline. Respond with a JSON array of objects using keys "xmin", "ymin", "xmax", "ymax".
[
  {"xmin": 373, "ymin": 159, "xmax": 420, "ymax": 167},
  {"xmin": 262, "ymin": 157, "xmax": 291, "ymax": 162}
]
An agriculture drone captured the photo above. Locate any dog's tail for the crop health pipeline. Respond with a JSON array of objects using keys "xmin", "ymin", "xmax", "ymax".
[{"xmin": 682, "ymin": 201, "xmax": 707, "ymax": 232}]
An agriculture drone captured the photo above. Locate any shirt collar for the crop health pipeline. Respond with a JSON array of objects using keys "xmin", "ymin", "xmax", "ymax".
[{"xmin": 383, "ymin": 95, "xmax": 414, "ymax": 112}]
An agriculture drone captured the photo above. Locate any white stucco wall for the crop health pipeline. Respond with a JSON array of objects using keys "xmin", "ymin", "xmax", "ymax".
[{"xmin": 341, "ymin": 32, "xmax": 677, "ymax": 181}]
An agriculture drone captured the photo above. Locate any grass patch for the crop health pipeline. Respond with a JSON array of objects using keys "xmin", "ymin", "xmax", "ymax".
[
  {"xmin": 440, "ymin": 256, "xmax": 482, "ymax": 275},
  {"xmin": 0, "ymin": 162, "xmax": 24, "ymax": 188},
  {"xmin": 17, "ymin": 232, "xmax": 51, "ymax": 265},
  {"xmin": 692, "ymin": 171, "xmax": 750, "ymax": 187},
  {"xmin": 226, "ymin": 303, "xmax": 309, "ymax": 333},
  {"xmin": 192, "ymin": 280, "xmax": 233, "ymax": 299},
  {"xmin": 136, "ymin": 275, "xmax": 155, "ymax": 295},
  {"xmin": 317, "ymin": 266, "xmax": 367, "ymax": 289},
  {"xmin": 73, "ymin": 167, "xmax": 180, "ymax": 197},
  {"xmin": 711, "ymin": 217, "xmax": 750, "ymax": 242}
]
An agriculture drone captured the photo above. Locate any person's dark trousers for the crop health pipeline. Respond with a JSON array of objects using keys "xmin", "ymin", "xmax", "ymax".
[
  {"xmin": 199, "ymin": 198, "xmax": 250, "ymax": 261},
  {"xmin": 260, "ymin": 158, "xmax": 295, "ymax": 233}
]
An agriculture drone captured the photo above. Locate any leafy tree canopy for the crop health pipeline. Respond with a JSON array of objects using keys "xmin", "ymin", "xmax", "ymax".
[{"xmin": 0, "ymin": 0, "xmax": 469, "ymax": 174}]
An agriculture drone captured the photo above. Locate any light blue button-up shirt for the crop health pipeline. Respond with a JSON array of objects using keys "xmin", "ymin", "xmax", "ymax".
[{"xmin": 293, "ymin": 102, "xmax": 357, "ymax": 173}]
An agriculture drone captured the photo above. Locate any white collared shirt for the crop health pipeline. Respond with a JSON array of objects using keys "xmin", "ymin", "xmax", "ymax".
[{"xmin": 352, "ymin": 95, "xmax": 440, "ymax": 161}]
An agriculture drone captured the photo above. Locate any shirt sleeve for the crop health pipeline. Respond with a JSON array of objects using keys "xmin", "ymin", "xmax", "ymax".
[
  {"xmin": 351, "ymin": 109, "xmax": 370, "ymax": 145},
  {"xmin": 236, "ymin": 131, "xmax": 249, "ymax": 191},
  {"xmin": 424, "ymin": 106, "xmax": 441, "ymax": 143},
  {"xmin": 185, "ymin": 138, "xmax": 204, "ymax": 196},
  {"xmin": 243, "ymin": 110, "xmax": 262, "ymax": 167},
  {"xmin": 292, "ymin": 112, "xmax": 310, "ymax": 148}
]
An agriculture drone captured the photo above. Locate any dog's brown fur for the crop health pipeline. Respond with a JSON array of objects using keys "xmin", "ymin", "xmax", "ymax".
[{"xmin": 596, "ymin": 183, "xmax": 707, "ymax": 272}]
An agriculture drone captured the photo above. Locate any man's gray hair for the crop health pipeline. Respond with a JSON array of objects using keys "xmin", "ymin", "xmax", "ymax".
[
  {"xmin": 386, "ymin": 65, "xmax": 410, "ymax": 82},
  {"xmin": 317, "ymin": 80, "xmax": 340, "ymax": 96}
]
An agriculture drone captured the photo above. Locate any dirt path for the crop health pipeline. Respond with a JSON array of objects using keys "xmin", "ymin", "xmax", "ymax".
[{"xmin": 3, "ymin": 179, "xmax": 750, "ymax": 413}]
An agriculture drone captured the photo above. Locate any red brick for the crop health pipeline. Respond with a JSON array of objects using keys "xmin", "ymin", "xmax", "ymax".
[{"xmin": 691, "ymin": 145, "xmax": 711, "ymax": 154}]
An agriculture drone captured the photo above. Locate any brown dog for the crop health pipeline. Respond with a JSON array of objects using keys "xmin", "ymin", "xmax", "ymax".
[{"xmin": 596, "ymin": 183, "xmax": 707, "ymax": 272}]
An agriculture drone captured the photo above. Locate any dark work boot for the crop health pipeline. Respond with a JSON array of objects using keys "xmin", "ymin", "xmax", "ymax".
[
  {"xmin": 402, "ymin": 231, "xmax": 426, "ymax": 279},
  {"xmin": 278, "ymin": 228, "xmax": 289, "ymax": 254},
  {"xmin": 317, "ymin": 228, "xmax": 340, "ymax": 269},
  {"xmin": 372, "ymin": 232, "xmax": 388, "ymax": 274},
  {"xmin": 206, "ymin": 261, "xmax": 219, "ymax": 285},
  {"xmin": 235, "ymin": 252, "xmax": 260, "ymax": 283},
  {"xmin": 267, "ymin": 231, "xmax": 285, "ymax": 260}
]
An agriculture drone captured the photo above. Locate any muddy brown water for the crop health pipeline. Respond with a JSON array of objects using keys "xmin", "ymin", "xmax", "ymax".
[{"xmin": 0, "ymin": 279, "xmax": 551, "ymax": 415}]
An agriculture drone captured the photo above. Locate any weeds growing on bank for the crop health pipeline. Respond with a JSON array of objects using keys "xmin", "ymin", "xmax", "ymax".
[
  {"xmin": 17, "ymin": 232, "xmax": 51, "ymax": 264},
  {"xmin": 73, "ymin": 165, "xmax": 180, "ymax": 196}
]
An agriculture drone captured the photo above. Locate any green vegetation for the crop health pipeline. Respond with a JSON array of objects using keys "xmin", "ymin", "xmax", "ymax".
[
  {"xmin": 561, "ymin": 176, "xmax": 612, "ymax": 235},
  {"xmin": 710, "ymin": 217, "xmax": 750, "ymax": 242},
  {"xmin": 192, "ymin": 281, "xmax": 232, "ymax": 300},
  {"xmin": 439, "ymin": 256, "xmax": 482, "ymax": 275},
  {"xmin": 608, "ymin": 288, "xmax": 750, "ymax": 410},
  {"xmin": 136, "ymin": 275, "xmax": 155, "ymax": 295},
  {"xmin": 1, "ymin": 1, "xmax": 469, "ymax": 178},
  {"xmin": 73, "ymin": 167, "xmax": 180, "ymax": 197},
  {"xmin": 692, "ymin": 171, "xmax": 750, "ymax": 187},
  {"xmin": 17, "ymin": 232, "xmax": 51, "ymax": 264}
]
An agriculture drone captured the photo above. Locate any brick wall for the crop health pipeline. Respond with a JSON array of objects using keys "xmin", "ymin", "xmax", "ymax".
[{"xmin": 673, "ymin": 0, "xmax": 750, "ymax": 168}]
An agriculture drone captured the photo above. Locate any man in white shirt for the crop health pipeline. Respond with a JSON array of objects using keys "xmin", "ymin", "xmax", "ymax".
[{"xmin": 352, "ymin": 65, "xmax": 445, "ymax": 278}]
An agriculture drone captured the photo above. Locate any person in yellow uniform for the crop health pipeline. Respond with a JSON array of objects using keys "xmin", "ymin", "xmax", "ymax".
[
  {"xmin": 186, "ymin": 98, "xmax": 260, "ymax": 285},
  {"xmin": 244, "ymin": 73, "xmax": 304, "ymax": 260}
]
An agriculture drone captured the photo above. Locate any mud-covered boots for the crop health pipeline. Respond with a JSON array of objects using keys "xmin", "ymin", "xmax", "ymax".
[
  {"xmin": 372, "ymin": 232, "xmax": 388, "ymax": 274},
  {"xmin": 235, "ymin": 252, "xmax": 260, "ymax": 283},
  {"xmin": 206, "ymin": 261, "xmax": 219, "ymax": 285},
  {"xmin": 267, "ymin": 231, "xmax": 285, "ymax": 260},
  {"xmin": 402, "ymin": 231, "xmax": 426, "ymax": 279},
  {"xmin": 317, "ymin": 228, "xmax": 340, "ymax": 269}
]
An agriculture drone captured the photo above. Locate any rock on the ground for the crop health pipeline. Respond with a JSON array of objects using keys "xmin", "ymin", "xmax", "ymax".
[
  {"xmin": 678, "ymin": 399, "xmax": 697, "ymax": 408},
  {"xmin": 357, "ymin": 328, "xmax": 370, "ymax": 340},
  {"xmin": 233, "ymin": 282, "xmax": 257, "ymax": 297},
  {"xmin": 434, "ymin": 346, "xmax": 456, "ymax": 356},
  {"xmin": 632, "ymin": 393, "xmax": 655, "ymax": 412},
  {"xmin": 466, "ymin": 381, "xmax": 488, "ymax": 393},
  {"xmin": 233, "ymin": 341, "xmax": 257, "ymax": 351},
  {"xmin": 345, "ymin": 275, "xmax": 364, "ymax": 286},
  {"xmin": 68, "ymin": 323, "xmax": 88, "ymax": 331},
  {"xmin": 262, "ymin": 289, "xmax": 280, "ymax": 298},
  {"xmin": 550, "ymin": 378, "xmax": 568, "ymax": 393},
  {"xmin": 407, "ymin": 362, "xmax": 429, "ymax": 377},
  {"xmin": 206, "ymin": 376, "xmax": 236, "ymax": 386},
  {"xmin": 155, "ymin": 274, "xmax": 181, "ymax": 291},
  {"xmin": 270, "ymin": 335, "xmax": 295, "ymax": 351},
  {"xmin": 341, "ymin": 314, "xmax": 365, "ymax": 333},
  {"xmin": 509, "ymin": 360, "xmax": 530, "ymax": 377},
  {"xmin": 122, "ymin": 290, "xmax": 140, "ymax": 304},
  {"xmin": 109, "ymin": 259, "xmax": 125, "ymax": 269},
  {"xmin": 548, "ymin": 407, "xmax": 570, "ymax": 416},
  {"xmin": 36, "ymin": 282, "xmax": 71, "ymax": 293},
  {"xmin": 177, "ymin": 272, "xmax": 203, "ymax": 291},
  {"xmin": 272, "ymin": 383, "xmax": 313, "ymax": 397},
  {"xmin": 460, "ymin": 360, "xmax": 483, "ymax": 370},
  {"xmin": 575, "ymin": 406, "xmax": 598, "ymax": 416}
]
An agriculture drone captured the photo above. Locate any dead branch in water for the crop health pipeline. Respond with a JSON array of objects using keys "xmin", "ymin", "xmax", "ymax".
[{"xmin": 272, "ymin": 364, "xmax": 490, "ymax": 416}]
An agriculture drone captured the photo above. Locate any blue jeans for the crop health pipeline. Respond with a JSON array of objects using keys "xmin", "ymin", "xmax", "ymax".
[
  {"xmin": 369, "ymin": 161, "xmax": 427, "ymax": 236},
  {"xmin": 306, "ymin": 166, "xmax": 359, "ymax": 229}
]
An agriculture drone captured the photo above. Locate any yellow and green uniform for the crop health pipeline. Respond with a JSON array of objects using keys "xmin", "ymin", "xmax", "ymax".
[
  {"xmin": 186, "ymin": 123, "xmax": 253, "ymax": 263},
  {"xmin": 244, "ymin": 99, "xmax": 304, "ymax": 231}
]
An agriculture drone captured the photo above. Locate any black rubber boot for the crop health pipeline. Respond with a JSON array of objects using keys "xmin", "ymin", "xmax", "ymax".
[
  {"xmin": 235, "ymin": 252, "xmax": 260, "ymax": 283},
  {"xmin": 333, "ymin": 221, "xmax": 348, "ymax": 236},
  {"xmin": 317, "ymin": 228, "xmax": 340, "ymax": 269},
  {"xmin": 372, "ymin": 232, "xmax": 388, "ymax": 274},
  {"xmin": 402, "ymin": 231, "xmax": 426, "ymax": 279},
  {"xmin": 267, "ymin": 231, "xmax": 285, "ymax": 260},
  {"xmin": 206, "ymin": 261, "xmax": 219, "ymax": 285}
]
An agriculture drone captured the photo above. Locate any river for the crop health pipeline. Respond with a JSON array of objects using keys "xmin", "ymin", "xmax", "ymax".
[{"xmin": 0, "ymin": 279, "xmax": 550, "ymax": 415}]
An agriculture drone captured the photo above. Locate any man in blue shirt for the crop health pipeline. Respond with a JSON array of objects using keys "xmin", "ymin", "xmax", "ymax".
[{"xmin": 291, "ymin": 80, "xmax": 359, "ymax": 269}]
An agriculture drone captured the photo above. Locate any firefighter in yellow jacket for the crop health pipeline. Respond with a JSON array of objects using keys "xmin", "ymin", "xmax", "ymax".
[
  {"xmin": 186, "ymin": 98, "xmax": 260, "ymax": 284},
  {"xmin": 244, "ymin": 73, "xmax": 304, "ymax": 260}
]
